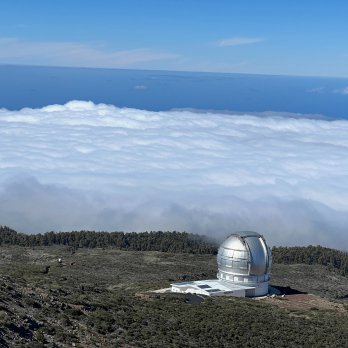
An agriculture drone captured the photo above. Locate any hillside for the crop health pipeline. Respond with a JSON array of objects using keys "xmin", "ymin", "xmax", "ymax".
[
  {"xmin": 1, "ymin": 226, "xmax": 348, "ymax": 275},
  {"xmin": 0, "ymin": 243, "xmax": 347, "ymax": 347}
]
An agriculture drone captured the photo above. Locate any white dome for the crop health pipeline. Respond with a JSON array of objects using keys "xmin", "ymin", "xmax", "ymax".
[{"xmin": 217, "ymin": 231, "xmax": 272, "ymax": 296}]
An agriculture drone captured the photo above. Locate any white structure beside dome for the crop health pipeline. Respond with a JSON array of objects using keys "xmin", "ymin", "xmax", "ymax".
[{"xmin": 171, "ymin": 231, "xmax": 272, "ymax": 297}]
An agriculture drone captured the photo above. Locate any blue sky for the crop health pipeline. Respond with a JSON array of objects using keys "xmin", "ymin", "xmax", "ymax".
[{"xmin": 0, "ymin": 0, "xmax": 348, "ymax": 76}]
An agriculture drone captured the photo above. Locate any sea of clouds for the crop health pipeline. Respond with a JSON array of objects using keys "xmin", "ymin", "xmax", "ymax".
[{"xmin": 1, "ymin": 100, "xmax": 347, "ymax": 249}]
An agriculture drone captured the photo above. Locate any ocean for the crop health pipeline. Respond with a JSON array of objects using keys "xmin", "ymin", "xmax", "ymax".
[{"xmin": 1, "ymin": 64, "xmax": 347, "ymax": 119}]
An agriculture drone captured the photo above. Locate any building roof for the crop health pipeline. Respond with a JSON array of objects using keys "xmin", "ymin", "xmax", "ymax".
[
  {"xmin": 217, "ymin": 231, "xmax": 272, "ymax": 276},
  {"xmin": 231, "ymin": 231, "xmax": 263, "ymax": 238},
  {"xmin": 171, "ymin": 279, "xmax": 255, "ymax": 295}
]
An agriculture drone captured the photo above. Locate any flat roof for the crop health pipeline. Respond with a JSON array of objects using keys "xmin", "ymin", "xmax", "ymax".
[{"xmin": 171, "ymin": 279, "xmax": 255, "ymax": 292}]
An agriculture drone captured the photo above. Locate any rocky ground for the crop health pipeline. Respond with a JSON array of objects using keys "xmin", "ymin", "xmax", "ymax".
[{"xmin": 0, "ymin": 246, "xmax": 347, "ymax": 347}]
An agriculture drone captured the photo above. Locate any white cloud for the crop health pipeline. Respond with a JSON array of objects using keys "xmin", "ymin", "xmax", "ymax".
[
  {"xmin": 306, "ymin": 87, "xmax": 325, "ymax": 94},
  {"xmin": 217, "ymin": 37, "xmax": 265, "ymax": 47},
  {"xmin": 134, "ymin": 85, "xmax": 147, "ymax": 90},
  {"xmin": 334, "ymin": 86, "xmax": 348, "ymax": 95},
  {"xmin": 0, "ymin": 101, "xmax": 348, "ymax": 249},
  {"xmin": 0, "ymin": 37, "xmax": 179, "ymax": 68}
]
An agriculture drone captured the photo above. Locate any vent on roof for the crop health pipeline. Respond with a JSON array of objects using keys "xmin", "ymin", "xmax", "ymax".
[{"xmin": 198, "ymin": 284, "xmax": 211, "ymax": 289}]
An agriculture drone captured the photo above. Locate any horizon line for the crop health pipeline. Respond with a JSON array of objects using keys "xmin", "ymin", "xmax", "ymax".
[{"xmin": 1, "ymin": 63, "xmax": 347, "ymax": 80}]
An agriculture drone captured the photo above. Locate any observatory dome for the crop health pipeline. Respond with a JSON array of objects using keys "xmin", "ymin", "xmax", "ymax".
[{"xmin": 217, "ymin": 231, "xmax": 272, "ymax": 296}]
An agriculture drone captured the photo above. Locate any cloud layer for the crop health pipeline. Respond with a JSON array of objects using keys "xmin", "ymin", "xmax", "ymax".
[{"xmin": 1, "ymin": 101, "xmax": 347, "ymax": 248}]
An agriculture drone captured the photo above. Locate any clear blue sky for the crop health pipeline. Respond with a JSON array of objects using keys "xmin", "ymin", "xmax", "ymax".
[{"xmin": 0, "ymin": 0, "xmax": 347, "ymax": 77}]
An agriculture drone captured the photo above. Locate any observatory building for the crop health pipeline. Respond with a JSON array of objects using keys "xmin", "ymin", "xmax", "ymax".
[{"xmin": 171, "ymin": 231, "xmax": 272, "ymax": 297}]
